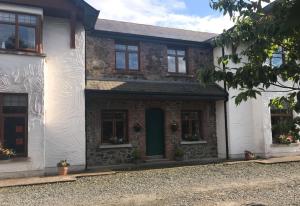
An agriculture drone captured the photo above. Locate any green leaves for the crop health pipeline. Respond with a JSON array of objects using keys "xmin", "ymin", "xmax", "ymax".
[{"xmin": 204, "ymin": 0, "xmax": 300, "ymax": 112}]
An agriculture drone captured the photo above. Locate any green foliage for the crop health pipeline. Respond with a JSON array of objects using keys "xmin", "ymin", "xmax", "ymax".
[
  {"xmin": 174, "ymin": 147, "xmax": 184, "ymax": 158},
  {"xmin": 202, "ymin": 0, "xmax": 300, "ymax": 111},
  {"xmin": 57, "ymin": 160, "xmax": 70, "ymax": 168},
  {"xmin": 132, "ymin": 148, "xmax": 141, "ymax": 160}
]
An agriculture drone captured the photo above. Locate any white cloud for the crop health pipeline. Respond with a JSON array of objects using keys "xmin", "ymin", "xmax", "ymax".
[{"xmin": 86, "ymin": 0, "xmax": 234, "ymax": 34}]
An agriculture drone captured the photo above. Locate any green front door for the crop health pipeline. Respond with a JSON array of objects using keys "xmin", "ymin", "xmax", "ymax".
[{"xmin": 146, "ymin": 108, "xmax": 165, "ymax": 156}]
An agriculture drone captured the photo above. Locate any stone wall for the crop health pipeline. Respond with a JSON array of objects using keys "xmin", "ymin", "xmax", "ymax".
[
  {"xmin": 86, "ymin": 34, "xmax": 213, "ymax": 82},
  {"xmin": 86, "ymin": 96, "xmax": 217, "ymax": 167}
]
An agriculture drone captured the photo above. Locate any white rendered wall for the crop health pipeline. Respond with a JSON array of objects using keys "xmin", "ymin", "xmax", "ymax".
[
  {"xmin": 214, "ymin": 46, "xmax": 265, "ymax": 158},
  {"xmin": 0, "ymin": 4, "xmax": 45, "ymax": 178},
  {"xmin": 44, "ymin": 17, "xmax": 86, "ymax": 171},
  {"xmin": 214, "ymin": 45, "xmax": 300, "ymax": 158},
  {"xmin": 0, "ymin": 54, "xmax": 45, "ymax": 178}
]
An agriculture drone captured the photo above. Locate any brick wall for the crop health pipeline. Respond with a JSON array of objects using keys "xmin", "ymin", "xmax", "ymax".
[{"xmin": 86, "ymin": 96, "xmax": 217, "ymax": 167}]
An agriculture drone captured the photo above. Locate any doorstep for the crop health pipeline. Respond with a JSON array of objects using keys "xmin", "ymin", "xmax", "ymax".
[{"xmin": 0, "ymin": 171, "xmax": 116, "ymax": 188}]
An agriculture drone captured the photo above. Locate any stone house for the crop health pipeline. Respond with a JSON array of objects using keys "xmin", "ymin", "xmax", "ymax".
[
  {"xmin": 0, "ymin": 0, "xmax": 99, "ymax": 178},
  {"xmin": 85, "ymin": 19, "xmax": 227, "ymax": 167}
]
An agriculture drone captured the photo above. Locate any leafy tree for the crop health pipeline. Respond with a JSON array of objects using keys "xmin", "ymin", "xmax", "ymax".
[{"xmin": 203, "ymin": 0, "xmax": 300, "ymax": 112}]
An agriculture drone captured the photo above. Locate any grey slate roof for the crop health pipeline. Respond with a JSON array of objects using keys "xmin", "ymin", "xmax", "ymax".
[
  {"xmin": 86, "ymin": 80, "xmax": 227, "ymax": 100},
  {"xmin": 95, "ymin": 19, "xmax": 218, "ymax": 43}
]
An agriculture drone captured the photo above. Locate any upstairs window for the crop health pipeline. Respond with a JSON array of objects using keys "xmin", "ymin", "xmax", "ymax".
[
  {"xmin": 181, "ymin": 111, "xmax": 202, "ymax": 141},
  {"xmin": 115, "ymin": 43, "xmax": 139, "ymax": 71},
  {"xmin": 168, "ymin": 48, "xmax": 187, "ymax": 74},
  {"xmin": 271, "ymin": 47, "xmax": 283, "ymax": 68},
  {"xmin": 0, "ymin": 11, "xmax": 40, "ymax": 52}
]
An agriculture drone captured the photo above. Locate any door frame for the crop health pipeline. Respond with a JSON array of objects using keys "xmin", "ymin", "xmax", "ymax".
[{"xmin": 145, "ymin": 108, "xmax": 165, "ymax": 157}]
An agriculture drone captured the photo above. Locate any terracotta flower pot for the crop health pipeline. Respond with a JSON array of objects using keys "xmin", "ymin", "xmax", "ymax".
[{"xmin": 58, "ymin": 167, "xmax": 69, "ymax": 176}]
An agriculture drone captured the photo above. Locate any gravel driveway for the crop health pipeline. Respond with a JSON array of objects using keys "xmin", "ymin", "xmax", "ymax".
[{"xmin": 1, "ymin": 162, "xmax": 300, "ymax": 206}]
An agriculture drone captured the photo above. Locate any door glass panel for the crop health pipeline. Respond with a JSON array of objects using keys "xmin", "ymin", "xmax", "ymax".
[{"xmin": 4, "ymin": 117, "xmax": 26, "ymax": 155}]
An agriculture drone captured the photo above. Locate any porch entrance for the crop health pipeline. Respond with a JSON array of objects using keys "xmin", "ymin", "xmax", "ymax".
[{"xmin": 146, "ymin": 108, "xmax": 165, "ymax": 156}]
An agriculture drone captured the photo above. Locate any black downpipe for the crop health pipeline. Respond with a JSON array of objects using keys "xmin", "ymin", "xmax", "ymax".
[
  {"xmin": 85, "ymin": 30, "xmax": 88, "ymax": 171},
  {"xmin": 222, "ymin": 47, "xmax": 230, "ymax": 160}
]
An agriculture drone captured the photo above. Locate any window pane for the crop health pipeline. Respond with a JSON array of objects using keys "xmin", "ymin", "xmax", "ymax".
[
  {"xmin": 4, "ymin": 117, "xmax": 26, "ymax": 155},
  {"xmin": 18, "ymin": 15, "xmax": 37, "ymax": 25},
  {"xmin": 128, "ymin": 45, "xmax": 138, "ymax": 52},
  {"xmin": 182, "ymin": 120, "xmax": 189, "ymax": 140},
  {"xmin": 272, "ymin": 57, "xmax": 283, "ymax": 68},
  {"xmin": 177, "ymin": 50, "xmax": 185, "ymax": 56},
  {"xmin": 116, "ymin": 121, "xmax": 125, "ymax": 140},
  {"xmin": 191, "ymin": 120, "xmax": 200, "ymax": 136},
  {"xmin": 19, "ymin": 26, "xmax": 36, "ymax": 50},
  {"xmin": 129, "ymin": 53, "xmax": 139, "ymax": 70},
  {"xmin": 0, "ymin": 24, "xmax": 15, "ymax": 49},
  {"xmin": 168, "ymin": 56, "xmax": 176, "ymax": 72},
  {"xmin": 115, "ymin": 44, "xmax": 126, "ymax": 51},
  {"xmin": 116, "ymin": 51, "xmax": 126, "ymax": 69},
  {"xmin": 3, "ymin": 95, "xmax": 27, "ymax": 114},
  {"xmin": 168, "ymin": 49, "xmax": 176, "ymax": 55},
  {"xmin": 102, "ymin": 121, "xmax": 113, "ymax": 143},
  {"xmin": 0, "ymin": 12, "xmax": 15, "ymax": 23},
  {"xmin": 178, "ymin": 56, "xmax": 187, "ymax": 73}
]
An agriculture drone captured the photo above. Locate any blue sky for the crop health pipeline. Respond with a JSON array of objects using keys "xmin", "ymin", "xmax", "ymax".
[
  {"xmin": 85, "ymin": 0, "xmax": 233, "ymax": 33},
  {"xmin": 177, "ymin": 0, "xmax": 217, "ymax": 16}
]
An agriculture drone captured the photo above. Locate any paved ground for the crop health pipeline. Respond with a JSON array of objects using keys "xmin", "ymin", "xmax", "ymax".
[{"xmin": 1, "ymin": 162, "xmax": 300, "ymax": 206}]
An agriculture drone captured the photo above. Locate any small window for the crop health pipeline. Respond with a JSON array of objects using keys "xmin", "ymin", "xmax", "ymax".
[
  {"xmin": 0, "ymin": 94, "xmax": 28, "ymax": 157},
  {"xmin": 115, "ymin": 43, "xmax": 139, "ymax": 71},
  {"xmin": 181, "ymin": 111, "xmax": 202, "ymax": 141},
  {"xmin": 0, "ymin": 11, "xmax": 40, "ymax": 52},
  {"xmin": 101, "ymin": 111, "xmax": 128, "ymax": 144},
  {"xmin": 168, "ymin": 48, "xmax": 187, "ymax": 74},
  {"xmin": 271, "ymin": 103, "xmax": 293, "ymax": 144}
]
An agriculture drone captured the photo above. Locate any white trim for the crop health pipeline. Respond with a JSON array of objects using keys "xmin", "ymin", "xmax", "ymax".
[
  {"xmin": 270, "ymin": 143, "xmax": 300, "ymax": 148},
  {"xmin": 99, "ymin": 144, "xmax": 133, "ymax": 149},
  {"xmin": 0, "ymin": 3, "xmax": 43, "ymax": 17},
  {"xmin": 181, "ymin": 141, "xmax": 207, "ymax": 145}
]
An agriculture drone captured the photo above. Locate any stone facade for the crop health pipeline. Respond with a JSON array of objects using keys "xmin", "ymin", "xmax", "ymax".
[
  {"xmin": 86, "ymin": 34, "xmax": 213, "ymax": 82},
  {"xmin": 86, "ymin": 96, "xmax": 217, "ymax": 167},
  {"xmin": 86, "ymin": 32, "xmax": 218, "ymax": 167}
]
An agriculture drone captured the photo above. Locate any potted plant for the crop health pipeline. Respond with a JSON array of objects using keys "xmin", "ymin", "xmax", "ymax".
[
  {"xmin": 277, "ymin": 135, "xmax": 293, "ymax": 145},
  {"xmin": 174, "ymin": 147, "xmax": 184, "ymax": 161},
  {"xmin": 171, "ymin": 121, "xmax": 178, "ymax": 132},
  {"xmin": 132, "ymin": 148, "xmax": 142, "ymax": 164},
  {"xmin": 57, "ymin": 160, "xmax": 70, "ymax": 176},
  {"xmin": 133, "ymin": 123, "xmax": 142, "ymax": 132},
  {"xmin": 244, "ymin": 150, "xmax": 256, "ymax": 161},
  {"xmin": 0, "ymin": 144, "xmax": 16, "ymax": 160},
  {"xmin": 109, "ymin": 136, "xmax": 118, "ymax": 144}
]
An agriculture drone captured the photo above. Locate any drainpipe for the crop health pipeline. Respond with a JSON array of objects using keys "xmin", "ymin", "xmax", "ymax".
[{"xmin": 222, "ymin": 46, "xmax": 230, "ymax": 160}]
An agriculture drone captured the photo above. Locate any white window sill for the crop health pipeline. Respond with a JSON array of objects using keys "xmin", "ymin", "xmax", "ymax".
[
  {"xmin": 0, "ymin": 157, "xmax": 31, "ymax": 164},
  {"xmin": 99, "ymin": 144, "xmax": 133, "ymax": 149},
  {"xmin": 271, "ymin": 143, "xmax": 300, "ymax": 148},
  {"xmin": 181, "ymin": 141, "xmax": 207, "ymax": 145}
]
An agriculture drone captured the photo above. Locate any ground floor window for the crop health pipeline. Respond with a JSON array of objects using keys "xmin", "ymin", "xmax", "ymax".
[
  {"xmin": 101, "ymin": 111, "xmax": 128, "ymax": 144},
  {"xmin": 0, "ymin": 94, "xmax": 28, "ymax": 157},
  {"xmin": 271, "ymin": 104, "xmax": 294, "ymax": 144},
  {"xmin": 181, "ymin": 111, "xmax": 202, "ymax": 141}
]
